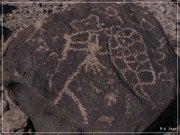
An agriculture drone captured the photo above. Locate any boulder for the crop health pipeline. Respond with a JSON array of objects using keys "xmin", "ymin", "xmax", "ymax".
[{"xmin": 3, "ymin": 3, "xmax": 177, "ymax": 133}]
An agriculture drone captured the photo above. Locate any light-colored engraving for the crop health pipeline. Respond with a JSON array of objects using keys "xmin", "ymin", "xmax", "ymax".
[
  {"xmin": 106, "ymin": 6, "xmax": 118, "ymax": 18},
  {"xmin": 52, "ymin": 36, "xmax": 59, "ymax": 42},
  {"xmin": 106, "ymin": 27, "xmax": 156, "ymax": 102},
  {"xmin": 48, "ymin": 73, "xmax": 53, "ymax": 91},
  {"xmin": 31, "ymin": 12, "xmax": 166, "ymax": 124},
  {"xmin": 65, "ymin": 89, "xmax": 89, "ymax": 124},
  {"xmin": 89, "ymin": 82, "xmax": 103, "ymax": 94},
  {"xmin": 71, "ymin": 15, "xmax": 102, "ymax": 31},
  {"xmin": 53, "ymin": 15, "xmax": 108, "ymax": 124},
  {"xmin": 125, "ymin": 95, "xmax": 131, "ymax": 116},
  {"xmin": 53, "ymin": 59, "xmax": 88, "ymax": 124},
  {"xmin": 35, "ymin": 41, "xmax": 49, "ymax": 53},
  {"xmin": 25, "ymin": 21, "xmax": 45, "ymax": 43},
  {"xmin": 84, "ymin": 33, "xmax": 106, "ymax": 74},
  {"xmin": 97, "ymin": 115, "xmax": 115, "ymax": 126},
  {"xmin": 155, "ymin": 37, "xmax": 174, "ymax": 82},
  {"xmin": 104, "ymin": 92, "xmax": 117, "ymax": 107},
  {"xmin": 140, "ymin": 18, "xmax": 156, "ymax": 31}
]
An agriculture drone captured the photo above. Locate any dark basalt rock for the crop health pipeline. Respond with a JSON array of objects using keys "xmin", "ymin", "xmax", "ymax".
[{"xmin": 3, "ymin": 3, "xmax": 177, "ymax": 133}]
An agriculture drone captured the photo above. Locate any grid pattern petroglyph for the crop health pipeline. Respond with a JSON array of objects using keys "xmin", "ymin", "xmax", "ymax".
[{"xmin": 106, "ymin": 26, "xmax": 157, "ymax": 102}]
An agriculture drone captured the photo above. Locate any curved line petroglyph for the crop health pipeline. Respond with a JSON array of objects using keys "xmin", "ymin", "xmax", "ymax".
[
  {"xmin": 106, "ymin": 6, "xmax": 118, "ymax": 18},
  {"xmin": 140, "ymin": 18, "xmax": 156, "ymax": 31},
  {"xmin": 155, "ymin": 37, "xmax": 174, "ymax": 82}
]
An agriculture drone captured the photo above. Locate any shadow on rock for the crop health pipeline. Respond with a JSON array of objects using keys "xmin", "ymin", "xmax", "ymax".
[
  {"xmin": 0, "ymin": 26, "xmax": 12, "ymax": 41},
  {"xmin": 0, "ymin": 4, "xmax": 17, "ymax": 14},
  {"xmin": 143, "ymin": 93, "xmax": 179, "ymax": 134}
]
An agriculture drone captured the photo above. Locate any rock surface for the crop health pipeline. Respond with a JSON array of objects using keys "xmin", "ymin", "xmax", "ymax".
[
  {"xmin": 3, "ymin": 108, "xmax": 28, "ymax": 132},
  {"xmin": 3, "ymin": 2, "xmax": 177, "ymax": 133},
  {"xmin": 0, "ymin": 90, "xmax": 28, "ymax": 133}
]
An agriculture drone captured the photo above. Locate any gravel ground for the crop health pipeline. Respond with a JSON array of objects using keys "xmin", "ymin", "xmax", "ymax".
[{"xmin": 1, "ymin": 0, "xmax": 179, "ymax": 134}]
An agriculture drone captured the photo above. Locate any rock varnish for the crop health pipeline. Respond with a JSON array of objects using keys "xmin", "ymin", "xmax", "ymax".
[{"xmin": 4, "ymin": 3, "xmax": 177, "ymax": 132}]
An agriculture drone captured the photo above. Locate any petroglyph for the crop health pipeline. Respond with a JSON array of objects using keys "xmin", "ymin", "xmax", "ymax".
[
  {"xmin": 155, "ymin": 37, "xmax": 174, "ymax": 82},
  {"xmin": 106, "ymin": 27, "xmax": 156, "ymax": 102},
  {"xmin": 89, "ymin": 82, "xmax": 103, "ymax": 94},
  {"xmin": 98, "ymin": 115, "xmax": 115, "ymax": 126},
  {"xmin": 35, "ymin": 41, "xmax": 49, "ymax": 53},
  {"xmin": 140, "ymin": 18, "xmax": 156, "ymax": 31},
  {"xmin": 125, "ymin": 95, "xmax": 131, "ymax": 116},
  {"xmin": 4, "ymin": 3, "xmax": 176, "ymax": 131},
  {"xmin": 104, "ymin": 92, "xmax": 117, "ymax": 107},
  {"xmin": 25, "ymin": 21, "xmax": 45, "ymax": 43},
  {"xmin": 106, "ymin": 6, "xmax": 118, "ymax": 18},
  {"xmin": 84, "ymin": 33, "xmax": 107, "ymax": 73},
  {"xmin": 71, "ymin": 15, "xmax": 102, "ymax": 31},
  {"xmin": 52, "ymin": 36, "xmax": 59, "ymax": 42},
  {"xmin": 51, "ymin": 13, "xmax": 169, "ymax": 123},
  {"xmin": 52, "ymin": 16, "xmax": 108, "ymax": 124}
]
